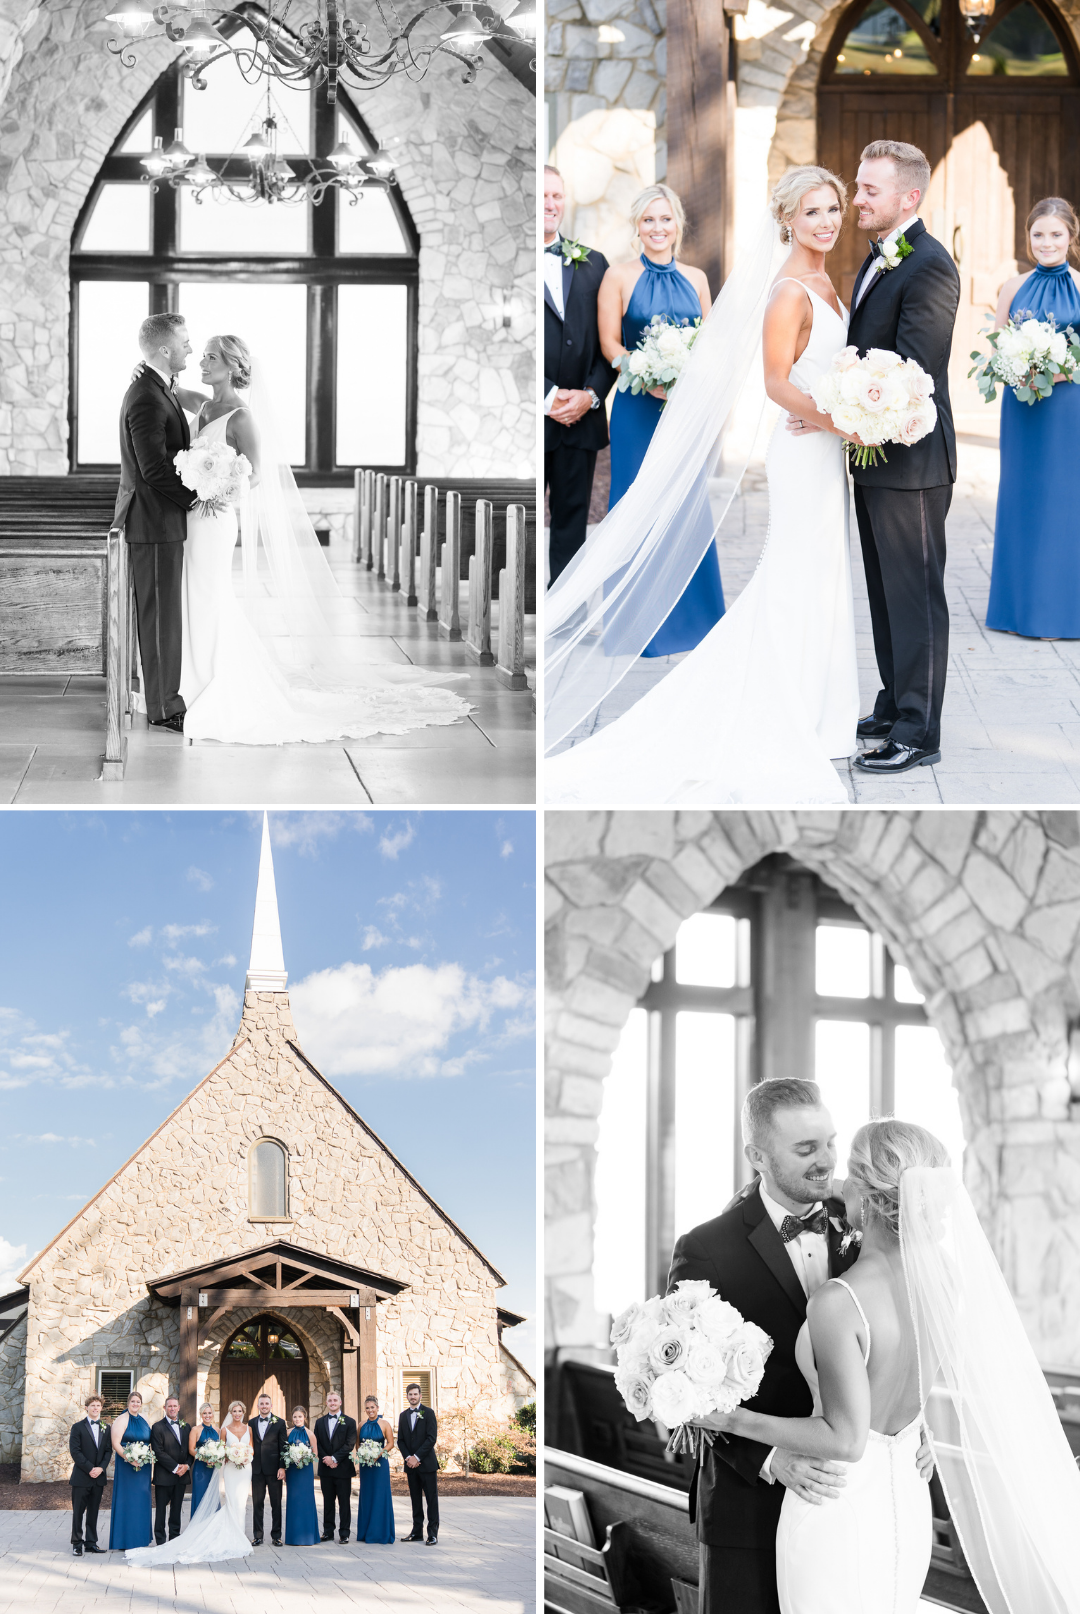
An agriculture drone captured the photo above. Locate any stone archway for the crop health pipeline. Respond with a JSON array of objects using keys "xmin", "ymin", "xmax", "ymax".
[
  {"xmin": 199, "ymin": 1304, "xmax": 338, "ymax": 1422},
  {"xmin": 546, "ymin": 810, "xmax": 1080, "ymax": 1369}
]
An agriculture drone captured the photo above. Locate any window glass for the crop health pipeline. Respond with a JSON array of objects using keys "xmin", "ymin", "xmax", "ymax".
[
  {"xmin": 593, "ymin": 1007, "xmax": 647, "ymax": 1319},
  {"xmin": 336, "ymin": 283, "xmax": 409, "ymax": 466},
  {"xmin": 893, "ymin": 963, "xmax": 925, "ymax": 1003},
  {"xmin": 179, "ymin": 189, "xmax": 310, "ymax": 256},
  {"xmin": 225, "ymin": 1325, "xmax": 261, "ymax": 1358},
  {"xmin": 816, "ymin": 924, "xmax": 870, "ymax": 998},
  {"xmin": 181, "ymin": 31, "xmax": 311, "ymax": 153},
  {"xmin": 267, "ymin": 1327, "xmax": 303, "ymax": 1359},
  {"xmin": 834, "ymin": 0, "xmax": 937, "ymax": 72},
  {"xmin": 814, "ymin": 1019, "xmax": 871, "ymax": 1170},
  {"xmin": 967, "ymin": 0, "xmax": 1066, "ymax": 74},
  {"xmin": 177, "ymin": 281, "xmax": 308, "ymax": 464},
  {"xmin": 674, "ymin": 1012, "xmax": 736, "ymax": 1237},
  {"xmin": 894, "ymin": 1026, "xmax": 965, "ymax": 1170},
  {"xmin": 119, "ymin": 108, "xmax": 154, "ymax": 153},
  {"xmin": 250, "ymin": 1139, "xmax": 286, "ymax": 1217},
  {"xmin": 675, "ymin": 912, "xmax": 737, "ymax": 988},
  {"xmin": 338, "ymin": 189, "xmax": 412, "ymax": 255},
  {"xmin": 77, "ymin": 281, "xmax": 151, "ymax": 464},
  {"xmin": 79, "ymin": 185, "xmax": 152, "ymax": 252}
]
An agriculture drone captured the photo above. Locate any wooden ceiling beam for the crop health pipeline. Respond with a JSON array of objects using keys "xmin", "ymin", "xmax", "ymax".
[{"xmin": 181, "ymin": 1287, "xmax": 365, "ymax": 1307}]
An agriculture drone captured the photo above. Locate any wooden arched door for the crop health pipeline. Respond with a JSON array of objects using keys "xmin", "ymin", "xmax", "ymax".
[
  {"xmin": 219, "ymin": 1315, "xmax": 308, "ymax": 1420},
  {"xmin": 818, "ymin": 0, "xmax": 1080, "ymax": 426}
]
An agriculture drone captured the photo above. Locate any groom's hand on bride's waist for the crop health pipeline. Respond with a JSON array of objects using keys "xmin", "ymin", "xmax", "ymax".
[
  {"xmin": 916, "ymin": 1430, "xmax": 934, "ymax": 1482},
  {"xmin": 770, "ymin": 1449, "xmax": 847, "ymax": 1504}
]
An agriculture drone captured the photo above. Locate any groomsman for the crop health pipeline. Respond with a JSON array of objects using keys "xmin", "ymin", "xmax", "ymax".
[
  {"xmin": 544, "ymin": 164, "xmax": 614, "ymax": 585},
  {"xmin": 248, "ymin": 1394, "xmax": 288, "ymax": 1545},
  {"xmin": 150, "ymin": 1396, "xmax": 190, "ymax": 1544},
  {"xmin": 397, "ymin": 1383, "xmax": 439, "ymax": 1544},
  {"xmin": 314, "ymin": 1391, "xmax": 357, "ymax": 1543},
  {"xmin": 69, "ymin": 1394, "xmax": 112, "ymax": 1556}
]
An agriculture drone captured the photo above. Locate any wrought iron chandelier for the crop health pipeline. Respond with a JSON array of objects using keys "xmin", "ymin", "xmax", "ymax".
[
  {"xmin": 104, "ymin": 0, "xmax": 537, "ymax": 99},
  {"xmin": 957, "ymin": 0, "xmax": 994, "ymax": 38}
]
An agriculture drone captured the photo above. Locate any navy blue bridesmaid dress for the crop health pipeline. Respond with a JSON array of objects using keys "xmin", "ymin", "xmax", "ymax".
[
  {"xmin": 284, "ymin": 1428, "xmax": 321, "ymax": 1545},
  {"xmin": 356, "ymin": 1418, "xmax": 395, "ymax": 1543},
  {"xmin": 190, "ymin": 1422, "xmax": 219, "ymax": 1513},
  {"xmin": 609, "ymin": 254, "xmax": 725, "ymax": 656},
  {"xmin": 108, "ymin": 1413, "xmax": 153, "ymax": 1549},
  {"xmin": 987, "ymin": 260, "xmax": 1080, "ymax": 637}
]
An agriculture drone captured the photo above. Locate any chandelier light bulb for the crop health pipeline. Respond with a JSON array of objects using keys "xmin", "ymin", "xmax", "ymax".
[
  {"xmin": 327, "ymin": 138, "xmax": 360, "ymax": 170},
  {"xmin": 243, "ymin": 125, "xmax": 275, "ymax": 159},
  {"xmin": 366, "ymin": 147, "xmax": 395, "ymax": 179},
  {"xmin": 273, "ymin": 156, "xmax": 296, "ymax": 179},
  {"xmin": 184, "ymin": 153, "xmax": 217, "ymax": 185},
  {"xmin": 181, "ymin": 13, "xmax": 228, "ymax": 54},
  {"xmin": 163, "ymin": 127, "xmax": 194, "ymax": 167},
  {"xmin": 141, "ymin": 135, "xmax": 169, "ymax": 176},
  {"xmin": 105, "ymin": 0, "xmax": 154, "ymax": 36},
  {"xmin": 441, "ymin": 3, "xmax": 487, "ymax": 53}
]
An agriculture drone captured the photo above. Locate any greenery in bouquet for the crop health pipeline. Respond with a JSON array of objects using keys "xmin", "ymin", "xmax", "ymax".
[
  {"xmin": 122, "ymin": 1440, "xmax": 153, "ymax": 1470},
  {"xmin": 351, "ymin": 1438, "xmax": 385, "ymax": 1469},
  {"xmin": 196, "ymin": 1438, "xmax": 227, "ymax": 1469},
  {"xmin": 968, "ymin": 311, "xmax": 1080, "ymax": 405},
  {"xmin": 616, "ymin": 314, "xmax": 701, "ymax": 400},
  {"xmin": 283, "ymin": 1442, "xmax": 314, "ymax": 1469}
]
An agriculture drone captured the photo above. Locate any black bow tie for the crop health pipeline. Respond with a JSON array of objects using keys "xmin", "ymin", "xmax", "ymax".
[
  {"xmin": 545, "ymin": 243, "xmax": 562, "ymax": 255},
  {"xmin": 780, "ymin": 1206, "xmax": 828, "ymax": 1243},
  {"xmin": 870, "ymin": 239, "xmax": 885, "ymax": 258}
]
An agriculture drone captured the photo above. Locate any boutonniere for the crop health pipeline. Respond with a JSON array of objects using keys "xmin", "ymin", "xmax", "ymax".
[
  {"xmin": 877, "ymin": 233, "xmax": 914, "ymax": 274},
  {"xmin": 833, "ymin": 1215, "xmax": 863, "ymax": 1257},
  {"xmin": 558, "ymin": 237, "xmax": 590, "ymax": 269}
]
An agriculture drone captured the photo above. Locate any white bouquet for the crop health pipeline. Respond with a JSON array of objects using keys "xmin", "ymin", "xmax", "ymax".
[
  {"xmin": 223, "ymin": 1442, "xmax": 252, "ymax": 1469},
  {"xmin": 810, "ymin": 346, "xmax": 937, "ymax": 469},
  {"xmin": 969, "ymin": 312, "xmax": 1080, "ymax": 405},
  {"xmin": 122, "ymin": 1440, "xmax": 153, "ymax": 1470},
  {"xmin": 195, "ymin": 1438, "xmax": 226, "ymax": 1469},
  {"xmin": 615, "ymin": 314, "xmax": 701, "ymax": 400},
  {"xmin": 611, "ymin": 1280, "xmax": 773, "ymax": 1457},
  {"xmin": 351, "ymin": 1439, "xmax": 385, "ymax": 1469},
  {"xmin": 283, "ymin": 1441, "xmax": 314, "ymax": 1470},
  {"xmin": 174, "ymin": 440, "xmax": 251, "ymax": 517}
]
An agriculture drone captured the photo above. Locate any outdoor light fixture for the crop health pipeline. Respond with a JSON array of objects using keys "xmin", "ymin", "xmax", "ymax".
[{"xmin": 957, "ymin": 0, "xmax": 995, "ymax": 39}]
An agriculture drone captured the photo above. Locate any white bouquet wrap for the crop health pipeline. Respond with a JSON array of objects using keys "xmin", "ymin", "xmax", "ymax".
[
  {"xmin": 810, "ymin": 346, "xmax": 937, "ymax": 468},
  {"xmin": 283, "ymin": 1441, "xmax": 314, "ymax": 1470},
  {"xmin": 174, "ymin": 440, "xmax": 251, "ymax": 517},
  {"xmin": 615, "ymin": 314, "xmax": 702, "ymax": 399},
  {"xmin": 195, "ymin": 1438, "xmax": 227, "ymax": 1469},
  {"xmin": 351, "ymin": 1439, "xmax": 385, "ymax": 1469},
  {"xmin": 968, "ymin": 312, "xmax": 1080, "ymax": 405},
  {"xmin": 122, "ymin": 1440, "xmax": 153, "ymax": 1470},
  {"xmin": 611, "ymin": 1280, "xmax": 773, "ymax": 1457}
]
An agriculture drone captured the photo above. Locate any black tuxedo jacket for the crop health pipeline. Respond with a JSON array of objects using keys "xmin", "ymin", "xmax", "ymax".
[
  {"xmin": 150, "ymin": 1417, "xmax": 191, "ymax": 1487},
  {"xmin": 314, "ymin": 1413, "xmax": 357, "ymax": 1469},
  {"xmin": 113, "ymin": 368, "xmax": 197, "ymax": 543},
  {"xmin": 397, "ymin": 1404, "xmax": 438, "ymax": 1472},
  {"xmin": 248, "ymin": 1414, "xmax": 288, "ymax": 1475},
  {"xmin": 69, "ymin": 1417, "xmax": 112, "ymax": 1488},
  {"xmin": 844, "ymin": 219, "xmax": 960, "ymax": 492},
  {"xmin": 667, "ymin": 1180, "xmax": 858, "ymax": 1549},
  {"xmin": 544, "ymin": 244, "xmax": 614, "ymax": 454}
]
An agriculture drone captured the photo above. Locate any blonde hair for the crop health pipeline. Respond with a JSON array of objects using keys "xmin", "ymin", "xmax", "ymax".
[
  {"xmin": 630, "ymin": 184, "xmax": 687, "ymax": 258},
  {"xmin": 199, "ymin": 1402, "xmax": 214, "ymax": 1414},
  {"xmin": 848, "ymin": 1119, "xmax": 950, "ymax": 1238},
  {"xmin": 1026, "ymin": 196, "xmax": 1080, "ymax": 265},
  {"xmin": 227, "ymin": 1400, "xmax": 246, "ymax": 1419},
  {"xmin": 212, "ymin": 334, "xmax": 252, "ymax": 390},
  {"xmin": 860, "ymin": 140, "xmax": 931, "ymax": 206},
  {"xmin": 769, "ymin": 166, "xmax": 848, "ymax": 245}
]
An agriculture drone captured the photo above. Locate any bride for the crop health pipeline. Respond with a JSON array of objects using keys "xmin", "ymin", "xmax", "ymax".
[
  {"xmin": 126, "ymin": 1400, "xmax": 253, "ymax": 1567},
  {"xmin": 157, "ymin": 335, "xmax": 471, "ymax": 746},
  {"xmin": 697, "ymin": 1121, "xmax": 1080, "ymax": 1613},
  {"xmin": 544, "ymin": 167, "xmax": 863, "ymax": 805}
]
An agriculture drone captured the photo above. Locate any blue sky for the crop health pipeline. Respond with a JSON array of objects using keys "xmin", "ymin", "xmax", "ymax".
[{"xmin": 0, "ymin": 810, "xmax": 536, "ymax": 1372}]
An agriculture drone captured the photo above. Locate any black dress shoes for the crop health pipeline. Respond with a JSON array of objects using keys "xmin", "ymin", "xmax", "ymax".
[
  {"xmin": 403, "ymin": 1531, "xmax": 424, "ymax": 1542},
  {"xmin": 271, "ymin": 1537, "xmax": 282, "ymax": 1546},
  {"xmin": 338, "ymin": 1535, "xmax": 350, "ymax": 1544},
  {"xmin": 85, "ymin": 1544, "xmax": 106, "ymax": 1553},
  {"xmin": 854, "ymin": 741, "xmax": 941, "ymax": 774},
  {"xmin": 426, "ymin": 1534, "xmax": 438, "ymax": 1546},
  {"xmin": 149, "ymin": 712, "xmax": 184, "ymax": 734},
  {"xmin": 856, "ymin": 714, "xmax": 893, "ymax": 740},
  {"xmin": 72, "ymin": 1544, "xmax": 83, "ymax": 1556},
  {"xmin": 253, "ymin": 1536, "xmax": 263, "ymax": 1546},
  {"xmin": 321, "ymin": 1532, "xmax": 334, "ymax": 1541}
]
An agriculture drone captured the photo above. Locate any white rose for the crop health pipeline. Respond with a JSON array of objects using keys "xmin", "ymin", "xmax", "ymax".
[
  {"xmin": 622, "ymin": 1313, "xmax": 661, "ymax": 1361},
  {"xmin": 1020, "ymin": 318, "xmax": 1052, "ymax": 355},
  {"xmin": 614, "ymin": 1366, "xmax": 654, "ymax": 1422},
  {"xmin": 834, "ymin": 345, "xmax": 860, "ymax": 372},
  {"xmin": 723, "ymin": 1327, "xmax": 771, "ymax": 1403},
  {"xmin": 1049, "ymin": 331, "xmax": 1068, "ymax": 365},
  {"xmin": 904, "ymin": 361, "xmax": 934, "ymax": 401},
  {"xmin": 650, "ymin": 1369, "xmax": 702, "ymax": 1428},
  {"xmin": 664, "ymin": 1280, "xmax": 715, "ymax": 1322},
  {"xmin": 695, "ymin": 1296, "xmax": 744, "ymax": 1347},
  {"xmin": 610, "ymin": 1301, "xmax": 644, "ymax": 1348},
  {"xmin": 628, "ymin": 351, "xmax": 649, "ymax": 377},
  {"xmin": 848, "ymin": 368, "xmax": 905, "ymax": 414},
  {"xmin": 684, "ymin": 1339, "xmax": 728, "ymax": 1392},
  {"xmin": 648, "ymin": 1324, "xmax": 691, "ymax": 1374},
  {"xmin": 865, "ymin": 347, "xmax": 903, "ymax": 372},
  {"xmin": 895, "ymin": 404, "xmax": 937, "ymax": 446}
]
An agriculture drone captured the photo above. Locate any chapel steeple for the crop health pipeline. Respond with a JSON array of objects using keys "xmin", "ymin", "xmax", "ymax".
[{"xmin": 245, "ymin": 812, "xmax": 288, "ymax": 993}]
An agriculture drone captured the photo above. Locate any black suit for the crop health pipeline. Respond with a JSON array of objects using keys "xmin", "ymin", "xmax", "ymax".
[
  {"xmin": 114, "ymin": 367, "xmax": 197, "ymax": 723},
  {"xmin": 314, "ymin": 1413, "xmax": 357, "ymax": 1539},
  {"xmin": 248, "ymin": 1414, "xmax": 288, "ymax": 1541},
  {"xmin": 69, "ymin": 1417, "xmax": 112, "ymax": 1548},
  {"xmin": 397, "ymin": 1403, "xmax": 439, "ymax": 1537},
  {"xmin": 845, "ymin": 219, "xmax": 961, "ymax": 752},
  {"xmin": 544, "ymin": 242, "xmax": 614, "ymax": 584},
  {"xmin": 150, "ymin": 1417, "xmax": 190, "ymax": 1544},
  {"xmin": 667, "ymin": 1182, "xmax": 857, "ymax": 1614}
]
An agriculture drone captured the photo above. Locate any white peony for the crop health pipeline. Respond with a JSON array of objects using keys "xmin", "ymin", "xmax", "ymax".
[
  {"xmin": 1049, "ymin": 331, "xmax": 1069, "ymax": 366},
  {"xmin": 650, "ymin": 1368, "xmax": 704, "ymax": 1428},
  {"xmin": 1020, "ymin": 318, "xmax": 1053, "ymax": 355},
  {"xmin": 628, "ymin": 350, "xmax": 650, "ymax": 376}
]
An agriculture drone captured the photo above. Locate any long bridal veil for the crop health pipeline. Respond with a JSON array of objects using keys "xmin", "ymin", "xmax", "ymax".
[
  {"xmin": 544, "ymin": 211, "xmax": 784, "ymax": 752},
  {"xmin": 900, "ymin": 1166, "xmax": 1080, "ymax": 1613}
]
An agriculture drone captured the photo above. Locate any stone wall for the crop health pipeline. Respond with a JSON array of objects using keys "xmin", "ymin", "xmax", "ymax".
[
  {"xmin": 0, "ymin": 3, "xmax": 533, "ymax": 478},
  {"xmin": 0, "ymin": 1318, "xmax": 26, "ymax": 1463},
  {"xmin": 546, "ymin": 810, "xmax": 1080, "ymax": 1370},
  {"xmin": 18, "ymin": 987, "xmax": 510, "ymax": 1482},
  {"xmin": 498, "ymin": 1342, "xmax": 536, "ymax": 1413}
]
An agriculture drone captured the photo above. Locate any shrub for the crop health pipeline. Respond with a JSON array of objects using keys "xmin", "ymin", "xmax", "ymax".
[
  {"xmin": 507, "ymin": 1426, "xmax": 536, "ymax": 1474},
  {"xmin": 467, "ymin": 1435, "xmax": 517, "ymax": 1474},
  {"xmin": 513, "ymin": 1401, "xmax": 536, "ymax": 1433}
]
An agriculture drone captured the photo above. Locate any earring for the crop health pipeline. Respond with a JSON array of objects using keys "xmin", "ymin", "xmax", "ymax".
[{"xmin": 780, "ymin": 224, "xmax": 791, "ymax": 245}]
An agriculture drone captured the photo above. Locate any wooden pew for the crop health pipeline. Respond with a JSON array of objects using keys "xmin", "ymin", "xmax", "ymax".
[{"xmin": 414, "ymin": 477, "xmax": 537, "ymax": 614}]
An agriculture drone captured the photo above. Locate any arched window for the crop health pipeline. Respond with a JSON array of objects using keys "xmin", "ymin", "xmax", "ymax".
[
  {"xmin": 967, "ymin": 0, "xmax": 1067, "ymax": 74},
  {"xmin": 249, "ymin": 1138, "xmax": 288, "ymax": 1218},
  {"xmin": 69, "ymin": 24, "xmax": 419, "ymax": 478}
]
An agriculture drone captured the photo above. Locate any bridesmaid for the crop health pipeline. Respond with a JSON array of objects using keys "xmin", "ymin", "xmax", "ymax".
[
  {"xmin": 188, "ymin": 1402, "xmax": 219, "ymax": 1515},
  {"xmin": 108, "ymin": 1390, "xmax": 153, "ymax": 1550},
  {"xmin": 987, "ymin": 196, "xmax": 1080, "ymax": 639},
  {"xmin": 598, "ymin": 183, "xmax": 724, "ymax": 655},
  {"xmin": 356, "ymin": 1395, "xmax": 395, "ymax": 1544},
  {"xmin": 283, "ymin": 1407, "xmax": 320, "ymax": 1546}
]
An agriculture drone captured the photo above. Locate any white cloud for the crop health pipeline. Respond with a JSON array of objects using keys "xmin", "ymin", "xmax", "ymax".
[
  {"xmin": 500, "ymin": 840, "xmax": 513, "ymax": 859},
  {"xmin": 128, "ymin": 926, "xmax": 153, "ymax": 948},
  {"xmin": 362, "ymin": 926, "xmax": 389, "ymax": 951},
  {"xmin": 291, "ymin": 960, "xmax": 532, "ymax": 1078},
  {"xmin": 163, "ymin": 954, "xmax": 207, "ymax": 978},
  {"xmin": 0, "ymin": 1237, "xmax": 28, "ymax": 1291},
  {"xmin": 124, "ymin": 981, "xmax": 170, "ymax": 1019},
  {"xmin": 378, "ymin": 821, "xmax": 416, "ymax": 860},
  {"xmin": 161, "ymin": 923, "xmax": 216, "ymax": 942},
  {"xmin": 186, "ymin": 866, "xmax": 214, "ymax": 892},
  {"xmin": 273, "ymin": 812, "xmax": 373, "ymax": 856}
]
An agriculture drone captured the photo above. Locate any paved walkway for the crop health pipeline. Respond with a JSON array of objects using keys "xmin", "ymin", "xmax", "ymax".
[
  {"xmin": 0, "ymin": 540, "xmax": 535, "ymax": 805},
  {"xmin": 549, "ymin": 442, "xmax": 1080, "ymax": 804},
  {"xmin": 0, "ymin": 1498, "xmax": 534, "ymax": 1614}
]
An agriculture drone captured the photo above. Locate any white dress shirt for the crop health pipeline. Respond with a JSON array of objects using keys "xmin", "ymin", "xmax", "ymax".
[
  {"xmin": 544, "ymin": 237, "xmax": 565, "ymax": 417},
  {"xmin": 327, "ymin": 1415, "xmax": 338, "ymax": 1435},
  {"xmin": 757, "ymin": 1181, "xmax": 829, "ymax": 1482},
  {"xmin": 855, "ymin": 214, "xmax": 921, "ymax": 307},
  {"xmin": 257, "ymin": 1416, "xmax": 269, "ymax": 1437}
]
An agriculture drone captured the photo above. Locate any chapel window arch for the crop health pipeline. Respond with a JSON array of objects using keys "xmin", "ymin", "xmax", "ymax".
[
  {"xmin": 822, "ymin": 0, "xmax": 1078, "ymax": 81},
  {"xmin": 248, "ymin": 1137, "xmax": 289, "ymax": 1219},
  {"xmin": 68, "ymin": 17, "xmax": 420, "ymax": 478}
]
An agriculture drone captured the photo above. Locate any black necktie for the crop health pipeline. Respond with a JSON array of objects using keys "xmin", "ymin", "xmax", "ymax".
[{"xmin": 780, "ymin": 1206, "xmax": 828, "ymax": 1243}]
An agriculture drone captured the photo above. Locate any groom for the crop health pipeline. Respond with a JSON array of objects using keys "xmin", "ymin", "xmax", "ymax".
[
  {"xmin": 668, "ymin": 1077, "xmax": 931, "ymax": 1614},
  {"xmin": 114, "ymin": 313, "xmax": 201, "ymax": 734},
  {"xmin": 843, "ymin": 141, "xmax": 961, "ymax": 776}
]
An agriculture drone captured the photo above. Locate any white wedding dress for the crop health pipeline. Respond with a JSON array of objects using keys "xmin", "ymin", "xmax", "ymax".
[
  {"xmin": 125, "ymin": 1424, "xmax": 253, "ymax": 1567},
  {"xmin": 545, "ymin": 283, "xmax": 859, "ymax": 804},
  {"xmin": 776, "ymin": 1279, "xmax": 931, "ymax": 1614},
  {"xmin": 179, "ymin": 408, "xmax": 471, "ymax": 745}
]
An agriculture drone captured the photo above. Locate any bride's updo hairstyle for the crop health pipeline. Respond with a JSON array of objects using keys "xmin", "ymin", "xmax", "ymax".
[
  {"xmin": 770, "ymin": 166, "xmax": 848, "ymax": 246},
  {"xmin": 214, "ymin": 334, "xmax": 252, "ymax": 390},
  {"xmin": 1025, "ymin": 196, "xmax": 1080, "ymax": 265},
  {"xmin": 848, "ymin": 1119, "xmax": 950, "ymax": 1238},
  {"xmin": 629, "ymin": 184, "xmax": 687, "ymax": 257}
]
